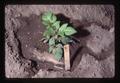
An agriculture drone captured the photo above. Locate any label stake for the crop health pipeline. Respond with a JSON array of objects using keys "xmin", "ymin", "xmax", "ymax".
[{"xmin": 64, "ymin": 44, "xmax": 70, "ymax": 70}]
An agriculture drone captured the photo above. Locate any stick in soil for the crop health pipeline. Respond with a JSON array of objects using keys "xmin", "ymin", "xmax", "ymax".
[{"xmin": 64, "ymin": 44, "xmax": 70, "ymax": 70}]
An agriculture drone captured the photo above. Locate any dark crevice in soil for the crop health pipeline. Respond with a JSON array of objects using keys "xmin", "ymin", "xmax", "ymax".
[
  {"xmin": 14, "ymin": 32, "xmax": 26, "ymax": 59},
  {"xmin": 70, "ymin": 46, "xmax": 83, "ymax": 68},
  {"xmin": 27, "ymin": 59, "xmax": 39, "ymax": 77}
]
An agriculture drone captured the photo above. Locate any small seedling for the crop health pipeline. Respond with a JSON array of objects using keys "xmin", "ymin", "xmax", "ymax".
[{"xmin": 41, "ymin": 11, "xmax": 77, "ymax": 61}]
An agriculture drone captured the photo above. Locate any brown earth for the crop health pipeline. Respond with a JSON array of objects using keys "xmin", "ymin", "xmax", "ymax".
[{"xmin": 5, "ymin": 5, "xmax": 114, "ymax": 78}]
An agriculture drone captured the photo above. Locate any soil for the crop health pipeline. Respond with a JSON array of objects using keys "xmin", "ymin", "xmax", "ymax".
[{"xmin": 5, "ymin": 5, "xmax": 114, "ymax": 78}]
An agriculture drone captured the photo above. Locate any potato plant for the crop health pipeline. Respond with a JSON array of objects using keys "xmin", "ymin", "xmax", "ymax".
[{"xmin": 41, "ymin": 11, "xmax": 77, "ymax": 61}]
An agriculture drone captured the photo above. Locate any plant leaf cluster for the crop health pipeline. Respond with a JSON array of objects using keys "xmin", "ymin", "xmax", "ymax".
[{"xmin": 41, "ymin": 11, "xmax": 77, "ymax": 61}]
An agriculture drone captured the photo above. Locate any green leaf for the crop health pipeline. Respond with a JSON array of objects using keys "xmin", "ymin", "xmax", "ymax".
[
  {"xmin": 64, "ymin": 27, "xmax": 77, "ymax": 36},
  {"xmin": 47, "ymin": 27, "xmax": 54, "ymax": 34},
  {"xmin": 58, "ymin": 31, "xmax": 65, "ymax": 37},
  {"xmin": 49, "ymin": 46, "xmax": 53, "ymax": 53},
  {"xmin": 42, "ymin": 11, "xmax": 52, "ymax": 21},
  {"xmin": 42, "ymin": 21, "xmax": 49, "ymax": 26},
  {"xmin": 58, "ymin": 23, "xmax": 68, "ymax": 37},
  {"xmin": 56, "ymin": 43, "xmax": 63, "ymax": 48},
  {"xmin": 52, "ymin": 21, "xmax": 60, "ymax": 30},
  {"xmin": 50, "ymin": 15, "xmax": 57, "ymax": 23},
  {"xmin": 49, "ymin": 37, "xmax": 55, "ymax": 46},
  {"xmin": 53, "ymin": 47, "xmax": 63, "ymax": 61},
  {"xmin": 61, "ymin": 37, "xmax": 71, "ymax": 44},
  {"xmin": 42, "ymin": 14, "xmax": 48, "ymax": 21},
  {"xmin": 43, "ymin": 28, "xmax": 54, "ymax": 39},
  {"xmin": 59, "ymin": 23, "xmax": 68, "ymax": 32},
  {"xmin": 43, "ymin": 31, "xmax": 50, "ymax": 39},
  {"xmin": 47, "ymin": 27, "xmax": 55, "ymax": 36}
]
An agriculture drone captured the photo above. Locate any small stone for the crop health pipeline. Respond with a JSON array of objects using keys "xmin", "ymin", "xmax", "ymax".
[
  {"xmin": 27, "ymin": 32, "xmax": 30, "ymax": 35},
  {"xmin": 14, "ymin": 13, "xmax": 21, "ymax": 17},
  {"xmin": 25, "ymin": 44, "xmax": 28, "ymax": 48},
  {"xmin": 109, "ymin": 28, "xmax": 114, "ymax": 33}
]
